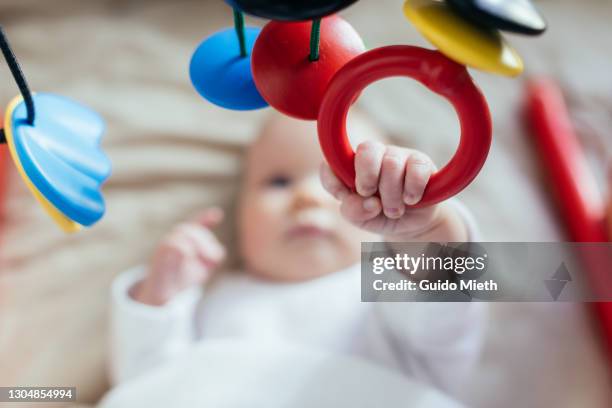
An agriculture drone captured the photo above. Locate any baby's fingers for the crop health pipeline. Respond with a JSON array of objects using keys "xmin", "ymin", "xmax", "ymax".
[
  {"xmin": 379, "ymin": 147, "xmax": 409, "ymax": 219},
  {"xmin": 321, "ymin": 162, "xmax": 382, "ymax": 224},
  {"xmin": 174, "ymin": 224, "xmax": 226, "ymax": 267},
  {"xmin": 403, "ymin": 152, "xmax": 436, "ymax": 206},
  {"xmin": 154, "ymin": 236, "xmax": 194, "ymax": 272},
  {"xmin": 320, "ymin": 163, "xmax": 350, "ymax": 200},
  {"xmin": 192, "ymin": 207, "xmax": 225, "ymax": 228},
  {"xmin": 354, "ymin": 140, "xmax": 385, "ymax": 197}
]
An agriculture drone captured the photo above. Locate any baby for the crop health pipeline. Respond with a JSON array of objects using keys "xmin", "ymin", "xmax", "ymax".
[{"xmin": 110, "ymin": 111, "xmax": 485, "ymax": 399}]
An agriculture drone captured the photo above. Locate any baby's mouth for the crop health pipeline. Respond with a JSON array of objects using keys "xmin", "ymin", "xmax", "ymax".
[
  {"xmin": 285, "ymin": 224, "xmax": 334, "ymax": 240},
  {"xmin": 286, "ymin": 211, "xmax": 336, "ymax": 241}
]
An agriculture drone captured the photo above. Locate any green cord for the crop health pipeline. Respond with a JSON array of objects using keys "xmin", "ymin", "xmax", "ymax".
[
  {"xmin": 309, "ymin": 19, "xmax": 321, "ymax": 62},
  {"xmin": 233, "ymin": 9, "xmax": 247, "ymax": 58},
  {"xmin": 234, "ymin": 12, "xmax": 320, "ymax": 61}
]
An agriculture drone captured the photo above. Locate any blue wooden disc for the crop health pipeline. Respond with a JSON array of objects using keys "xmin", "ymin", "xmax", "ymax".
[{"xmin": 190, "ymin": 27, "xmax": 268, "ymax": 111}]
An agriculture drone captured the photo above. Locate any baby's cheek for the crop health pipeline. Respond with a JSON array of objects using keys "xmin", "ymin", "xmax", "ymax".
[{"xmin": 240, "ymin": 193, "xmax": 287, "ymax": 259}]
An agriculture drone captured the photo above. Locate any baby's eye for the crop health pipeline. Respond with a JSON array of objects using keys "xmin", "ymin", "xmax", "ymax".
[{"xmin": 265, "ymin": 175, "xmax": 292, "ymax": 188}]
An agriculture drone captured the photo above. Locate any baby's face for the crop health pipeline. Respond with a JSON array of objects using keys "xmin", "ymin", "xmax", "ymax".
[{"xmin": 239, "ymin": 113, "xmax": 380, "ymax": 282}]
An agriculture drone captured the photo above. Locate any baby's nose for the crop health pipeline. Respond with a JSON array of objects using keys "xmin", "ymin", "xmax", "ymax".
[{"xmin": 291, "ymin": 176, "xmax": 330, "ymax": 210}]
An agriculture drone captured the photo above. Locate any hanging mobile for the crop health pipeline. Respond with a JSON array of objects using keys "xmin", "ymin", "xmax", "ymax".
[
  {"xmin": 0, "ymin": 26, "xmax": 110, "ymax": 232},
  {"xmin": 193, "ymin": 0, "xmax": 548, "ymax": 205}
]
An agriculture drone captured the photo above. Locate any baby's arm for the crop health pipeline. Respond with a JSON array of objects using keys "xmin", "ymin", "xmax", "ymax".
[
  {"xmin": 374, "ymin": 301, "xmax": 487, "ymax": 395},
  {"xmin": 321, "ymin": 141, "xmax": 486, "ymax": 394},
  {"xmin": 109, "ymin": 209, "xmax": 226, "ymax": 385}
]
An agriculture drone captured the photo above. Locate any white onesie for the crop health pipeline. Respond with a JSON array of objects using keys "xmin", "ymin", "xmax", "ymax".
[{"xmin": 109, "ymin": 202, "xmax": 486, "ymax": 398}]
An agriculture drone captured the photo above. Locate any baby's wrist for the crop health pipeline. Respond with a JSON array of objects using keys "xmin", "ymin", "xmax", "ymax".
[
  {"xmin": 130, "ymin": 275, "xmax": 182, "ymax": 306},
  {"xmin": 382, "ymin": 204, "xmax": 442, "ymax": 242},
  {"xmin": 129, "ymin": 279, "xmax": 173, "ymax": 306},
  {"xmin": 383, "ymin": 202, "xmax": 469, "ymax": 242}
]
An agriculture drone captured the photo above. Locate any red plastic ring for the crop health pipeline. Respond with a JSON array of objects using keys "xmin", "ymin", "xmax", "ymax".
[{"xmin": 318, "ymin": 45, "xmax": 492, "ymax": 208}]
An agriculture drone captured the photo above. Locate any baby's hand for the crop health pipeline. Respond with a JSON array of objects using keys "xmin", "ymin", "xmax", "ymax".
[
  {"xmin": 321, "ymin": 141, "xmax": 441, "ymax": 238},
  {"xmin": 132, "ymin": 208, "xmax": 226, "ymax": 306}
]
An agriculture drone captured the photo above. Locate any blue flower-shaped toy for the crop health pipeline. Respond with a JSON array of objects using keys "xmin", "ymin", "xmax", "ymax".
[{"xmin": 3, "ymin": 93, "xmax": 110, "ymax": 232}]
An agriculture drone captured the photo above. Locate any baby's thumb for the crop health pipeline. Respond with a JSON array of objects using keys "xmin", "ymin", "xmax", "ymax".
[
  {"xmin": 192, "ymin": 207, "xmax": 225, "ymax": 228},
  {"xmin": 320, "ymin": 163, "xmax": 350, "ymax": 200},
  {"xmin": 340, "ymin": 193, "xmax": 382, "ymax": 224}
]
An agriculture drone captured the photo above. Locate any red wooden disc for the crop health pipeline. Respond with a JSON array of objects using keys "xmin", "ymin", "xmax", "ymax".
[
  {"xmin": 252, "ymin": 16, "xmax": 365, "ymax": 120},
  {"xmin": 318, "ymin": 45, "xmax": 492, "ymax": 208}
]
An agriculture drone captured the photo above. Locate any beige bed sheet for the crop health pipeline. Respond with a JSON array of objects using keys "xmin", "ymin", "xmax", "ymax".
[{"xmin": 0, "ymin": 0, "xmax": 611, "ymax": 406}]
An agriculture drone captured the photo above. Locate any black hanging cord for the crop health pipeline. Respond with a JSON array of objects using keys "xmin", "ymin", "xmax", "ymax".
[{"xmin": 0, "ymin": 25, "xmax": 36, "ymax": 144}]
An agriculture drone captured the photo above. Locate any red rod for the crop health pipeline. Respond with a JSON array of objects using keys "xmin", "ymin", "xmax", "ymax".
[{"xmin": 525, "ymin": 77, "xmax": 612, "ymax": 357}]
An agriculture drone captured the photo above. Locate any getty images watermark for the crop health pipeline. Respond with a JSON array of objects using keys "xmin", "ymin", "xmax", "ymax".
[{"xmin": 361, "ymin": 242, "xmax": 612, "ymax": 302}]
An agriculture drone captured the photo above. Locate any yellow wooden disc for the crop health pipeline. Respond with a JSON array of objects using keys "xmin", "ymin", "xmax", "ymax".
[
  {"xmin": 4, "ymin": 95, "xmax": 81, "ymax": 233},
  {"xmin": 403, "ymin": 0, "xmax": 524, "ymax": 77}
]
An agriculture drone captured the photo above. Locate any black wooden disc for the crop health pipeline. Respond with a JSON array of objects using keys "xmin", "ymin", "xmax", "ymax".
[
  {"xmin": 226, "ymin": 0, "xmax": 359, "ymax": 21},
  {"xmin": 446, "ymin": 0, "xmax": 547, "ymax": 35}
]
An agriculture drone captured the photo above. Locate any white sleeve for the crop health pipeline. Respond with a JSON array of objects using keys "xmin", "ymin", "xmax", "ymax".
[
  {"xmin": 108, "ymin": 266, "xmax": 203, "ymax": 385},
  {"xmin": 369, "ymin": 201, "xmax": 485, "ymax": 395},
  {"xmin": 374, "ymin": 301, "xmax": 487, "ymax": 397}
]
